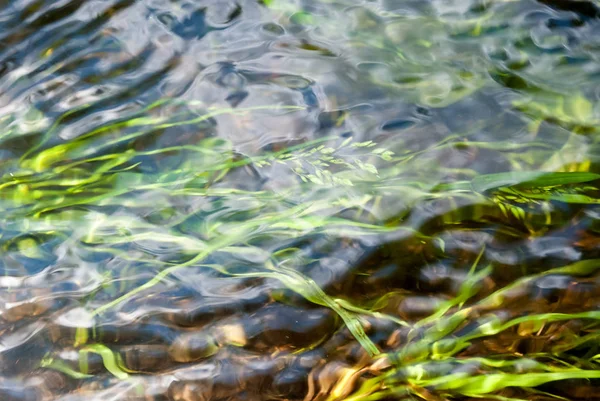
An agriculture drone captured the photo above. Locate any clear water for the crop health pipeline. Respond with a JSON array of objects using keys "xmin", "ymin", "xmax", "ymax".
[{"xmin": 2, "ymin": 0, "xmax": 600, "ymax": 400}]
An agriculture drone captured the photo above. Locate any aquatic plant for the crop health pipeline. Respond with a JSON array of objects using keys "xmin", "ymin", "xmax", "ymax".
[
  {"xmin": 4, "ymin": 95, "xmax": 600, "ymax": 400},
  {"xmin": 3, "ymin": 1, "xmax": 600, "ymax": 399},
  {"xmin": 340, "ymin": 258, "xmax": 600, "ymax": 401}
]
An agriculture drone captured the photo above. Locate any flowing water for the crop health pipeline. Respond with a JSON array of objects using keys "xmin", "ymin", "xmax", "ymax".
[{"xmin": 3, "ymin": 0, "xmax": 600, "ymax": 400}]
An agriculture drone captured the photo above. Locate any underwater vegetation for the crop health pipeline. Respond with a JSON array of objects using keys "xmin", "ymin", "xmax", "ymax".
[
  {"xmin": 4, "ymin": 97, "xmax": 600, "ymax": 400},
  {"xmin": 3, "ymin": 0, "xmax": 600, "ymax": 400}
]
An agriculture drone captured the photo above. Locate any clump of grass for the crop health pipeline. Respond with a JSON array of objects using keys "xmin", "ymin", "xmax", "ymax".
[{"xmin": 339, "ymin": 258, "xmax": 600, "ymax": 401}]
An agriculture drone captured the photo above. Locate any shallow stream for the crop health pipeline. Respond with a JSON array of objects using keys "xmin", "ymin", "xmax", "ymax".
[{"xmin": 3, "ymin": 0, "xmax": 600, "ymax": 400}]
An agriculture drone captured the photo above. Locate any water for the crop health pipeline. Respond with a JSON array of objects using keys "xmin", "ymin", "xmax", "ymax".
[{"xmin": 2, "ymin": 0, "xmax": 600, "ymax": 400}]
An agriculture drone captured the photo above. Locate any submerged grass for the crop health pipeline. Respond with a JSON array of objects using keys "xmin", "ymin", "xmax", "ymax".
[
  {"xmin": 339, "ymin": 259, "xmax": 600, "ymax": 400},
  {"xmin": 2, "ymin": 1, "xmax": 600, "ymax": 399},
  {"xmin": 4, "ymin": 92, "xmax": 600, "ymax": 399}
]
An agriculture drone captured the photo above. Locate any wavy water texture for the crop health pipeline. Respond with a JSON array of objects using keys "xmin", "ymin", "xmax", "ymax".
[{"xmin": 2, "ymin": 0, "xmax": 600, "ymax": 400}]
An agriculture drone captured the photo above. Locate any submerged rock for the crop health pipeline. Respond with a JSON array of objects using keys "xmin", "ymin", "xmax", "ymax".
[
  {"xmin": 244, "ymin": 303, "xmax": 337, "ymax": 351},
  {"xmin": 169, "ymin": 332, "xmax": 219, "ymax": 363}
]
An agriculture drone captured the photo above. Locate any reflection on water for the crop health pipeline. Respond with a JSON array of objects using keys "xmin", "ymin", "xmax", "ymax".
[{"xmin": 2, "ymin": 0, "xmax": 600, "ymax": 400}]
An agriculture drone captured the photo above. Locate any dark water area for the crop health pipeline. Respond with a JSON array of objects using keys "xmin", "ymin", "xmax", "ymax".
[{"xmin": 3, "ymin": 0, "xmax": 600, "ymax": 400}]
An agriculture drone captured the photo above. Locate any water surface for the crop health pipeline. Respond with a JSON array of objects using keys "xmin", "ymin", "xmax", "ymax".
[{"xmin": 3, "ymin": 0, "xmax": 600, "ymax": 400}]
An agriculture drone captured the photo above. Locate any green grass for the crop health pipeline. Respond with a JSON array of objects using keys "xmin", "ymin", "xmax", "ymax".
[
  {"xmin": 3, "ymin": 82, "xmax": 600, "ymax": 400},
  {"xmin": 0, "ymin": 1, "xmax": 599, "ymax": 399}
]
